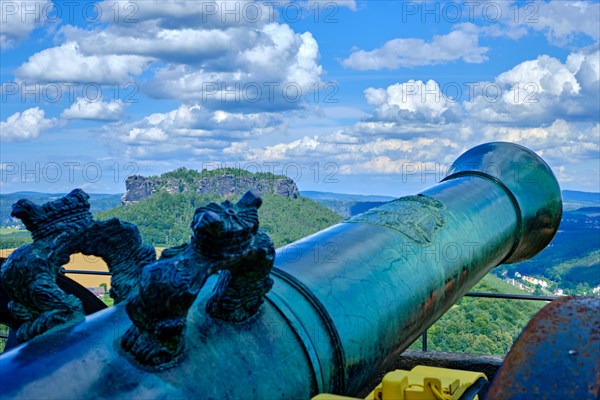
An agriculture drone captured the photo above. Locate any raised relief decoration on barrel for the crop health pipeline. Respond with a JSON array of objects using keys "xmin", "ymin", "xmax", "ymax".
[{"xmin": 345, "ymin": 195, "xmax": 445, "ymax": 244}]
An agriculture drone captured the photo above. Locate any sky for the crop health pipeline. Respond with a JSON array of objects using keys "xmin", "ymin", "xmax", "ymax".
[{"xmin": 1, "ymin": 0, "xmax": 599, "ymax": 196}]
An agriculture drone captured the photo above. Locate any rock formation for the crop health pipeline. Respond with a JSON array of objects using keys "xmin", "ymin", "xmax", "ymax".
[{"xmin": 121, "ymin": 168, "xmax": 299, "ymax": 206}]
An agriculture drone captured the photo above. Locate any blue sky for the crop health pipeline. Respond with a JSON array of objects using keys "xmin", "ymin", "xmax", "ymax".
[{"xmin": 1, "ymin": 0, "xmax": 599, "ymax": 196}]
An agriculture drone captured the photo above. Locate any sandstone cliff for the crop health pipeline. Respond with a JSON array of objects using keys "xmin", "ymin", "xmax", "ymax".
[{"xmin": 121, "ymin": 168, "xmax": 299, "ymax": 206}]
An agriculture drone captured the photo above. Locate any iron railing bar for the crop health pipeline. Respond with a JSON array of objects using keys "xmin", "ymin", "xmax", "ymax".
[
  {"xmin": 464, "ymin": 292, "xmax": 559, "ymax": 301},
  {"xmin": 421, "ymin": 291, "xmax": 559, "ymax": 351},
  {"xmin": 61, "ymin": 269, "xmax": 111, "ymax": 276}
]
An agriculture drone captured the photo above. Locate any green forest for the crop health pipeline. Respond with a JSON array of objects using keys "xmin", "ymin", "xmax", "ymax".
[
  {"xmin": 96, "ymin": 191, "xmax": 343, "ymax": 248},
  {"xmin": 416, "ymin": 275, "xmax": 544, "ymax": 356}
]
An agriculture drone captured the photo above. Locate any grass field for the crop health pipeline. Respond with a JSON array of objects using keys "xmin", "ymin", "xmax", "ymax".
[{"xmin": 0, "ymin": 228, "xmax": 23, "ymax": 235}]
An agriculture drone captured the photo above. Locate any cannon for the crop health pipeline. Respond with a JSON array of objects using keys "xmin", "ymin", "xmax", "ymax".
[{"xmin": 0, "ymin": 142, "xmax": 562, "ymax": 399}]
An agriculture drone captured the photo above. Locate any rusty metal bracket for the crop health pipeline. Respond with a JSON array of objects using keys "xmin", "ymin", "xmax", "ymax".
[{"xmin": 487, "ymin": 296, "xmax": 600, "ymax": 399}]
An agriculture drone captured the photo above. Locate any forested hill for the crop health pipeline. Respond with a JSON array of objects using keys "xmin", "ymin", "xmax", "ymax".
[
  {"xmin": 96, "ymin": 192, "xmax": 343, "ymax": 248},
  {"xmin": 99, "ymin": 168, "xmax": 337, "ymax": 247}
]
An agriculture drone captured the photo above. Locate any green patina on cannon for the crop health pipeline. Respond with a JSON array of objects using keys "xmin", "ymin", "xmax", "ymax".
[{"xmin": 0, "ymin": 142, "xmax": 562, "ymax": 399}]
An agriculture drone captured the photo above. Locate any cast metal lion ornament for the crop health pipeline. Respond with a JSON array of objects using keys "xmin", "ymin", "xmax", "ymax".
[
  {"xmin": 121, "ymin": 191, "xmax": 275, "ymax": 368},
  {"xmin": 0, "ymin": 189, "xmax": 156, "ymax": 343}
]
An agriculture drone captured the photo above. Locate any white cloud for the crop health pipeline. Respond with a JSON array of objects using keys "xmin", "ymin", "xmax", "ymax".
[
  {"xmin": 421, "ymin": 1, "xmax": 599, "ymax": 46},
  {"xmin": 125, "ymin": 127, "xmax": 169, "ymax": 143},
  {"xmin": 62, "ymin": 23, "xmax": 257, "ymax": 64},
  {"xmin": 16, "ymin": 42, "xmax": 153, "ymax": 84},
  {"xmin": 528, "ymin": 1, "xmax": 600, "ymax": 45},
  {"xmin": 145, "ymin": 23, "xmax": 322, "ymax": 109},
  {"xmin": 223, "ymin": 117, "xmax": 596, "ymax": 186},
  {"xmin": 103, "ymin": 104, "xmax": 286, "ymax": 160},
  {"xmin": 480, "ymin": 120, "xmax": 600, "ymax": 164},
  {"xmin": 96, "ymin": 0, "xmax": 356, "ymax": 28},
  {"xmin": 61, "ymin": 98, "xmax": 127, "ymax": 121},
  {"xmin": 97, "ymin": 0, "xmax": 274, "ymax": 28},
  {"xmin": 0, "ymin": 1, "xmax": 51, "ymax": 48},
  {"xmin": 465, "ymin": 48, "xmax": 600, "ymax": 125},
  {"xmin": 0, "ymin": 107, "xmax": 58, "ymax": 141},
  {"xmin": 341, "ymin": 23, "xmax": 488, "ymax": 70},
  {"xmin": 227, "ymin": 131, "xmax": 460, "ymax": 175},
  {"xmin": 496, "ymin": 55, "xmax": 580, "ymax": 97},
  {"xmin": 364, "ymin": 80, "xmax": 460, "ymax": 124},
  {"xmin": 229, "ymin": 45, "xmax": 598, "ymax": 182},
  {"xmin": 18, "ymin": 4, "xmax": 324, "ymax": 110}
]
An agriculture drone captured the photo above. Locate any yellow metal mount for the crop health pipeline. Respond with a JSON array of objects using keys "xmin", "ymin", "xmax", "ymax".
[{"xmin": 313, "ymin": 366, "xmax": 488, "ymax": 400}]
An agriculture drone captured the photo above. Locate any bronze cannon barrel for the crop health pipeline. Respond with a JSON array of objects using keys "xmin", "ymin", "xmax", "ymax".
[{"xmin": 0, "ymin": 142, "xmax": 562, "ymax": 399}]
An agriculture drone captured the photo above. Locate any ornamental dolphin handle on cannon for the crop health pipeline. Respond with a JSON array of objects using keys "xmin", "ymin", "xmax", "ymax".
[{"xmin": 0, "ymin": 142, "xmax": 562, "ymax": 400}]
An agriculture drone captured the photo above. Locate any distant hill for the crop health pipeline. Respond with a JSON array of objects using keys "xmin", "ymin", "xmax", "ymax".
[
  {"xmin": 301, "ymin": 191, "xmax": 394, "ymax": 218},
  {"xmin": 301, "ymin": 191, "xmax": 395, "ymax": 202},
  {"xmin": 562, "ymin": 190, "xmax": 600, "ymax": 204},
  {"xmin": 571, "ymin": 207, "xmax": 600, "ymax": 214},
  {"xmin": 97, "ymin": 191, "xmax": 342, "ymax": 248},
  {"xmin": 495, "ymin": 206, "xmax": 600, "ymax": 292},
  {"xmin": 2, "ymin": 190, "xmax": 343, "ymax": 250},
  {"xmin": 122, "ymin": 168, "xmax": 299, "ymax": 206}
]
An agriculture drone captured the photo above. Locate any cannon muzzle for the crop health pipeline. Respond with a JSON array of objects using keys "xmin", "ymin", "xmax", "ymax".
[{"xmin": 0, "ymin": 142, "xmax": 562, "ymax": 399}]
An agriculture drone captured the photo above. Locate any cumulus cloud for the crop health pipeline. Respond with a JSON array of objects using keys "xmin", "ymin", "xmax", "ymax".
[
  {"xmin": 103, "ymin": 104, "xmax": 286, "ymax": 160},
  {"xmin": 17, "ymin": 1, "xmax": 324, "ymax": 111},
  {"xmin": 341, "ymin": 23, "xmax": 488, "ymax": 70},
  {"xmin": 221, "ymin": 118, "xmax": 596, "ymax": 186},
  {"xmin": 480, "ymin": 120, "xmax": 600, "ymax": 163},
  {"xmin": 61, "ymin": 98, "xmax": 127, "ymax": 121},
  {"xmin": 340, "ymin": 1, "xmax": 599, "ymax": 72},
  {"xmin": 225, "ymin": 130, "xmax": 460, "ymax": 176},
  {"xmin": 364, "ymin": 80, "xmax": 461, "ymax": 124},
  {"xmin": 61, "ymin": 23, "xmax": 258, "ymax": 64},
  {"xmin": 145, "ymin": 24, "xmax": 322, "ymax": 109},
  {"xmin": 97, "ymin": 0, "xmax": 356, "ymax": 28},
  {"xmin": 0, "ymin": 0, "xmax": 51, "ymax": 48},
  {"xmin": 526, "ymin": 1, "xmax": 600, "ymax": 45},
  {"xmin": 408, "ymin": 1, "xmax": 599, "ymax": 46},
  {"xmin": 97, "ymin": 0, "xmax": 274, "ymax": 28},
  {"xmin": 16, "ymin": 42, "xmax": 153, "ymax": 84},
  {"xmin": 1, "ymin": 107, "xmax": 58, "ymax": 141},
  {"xmin": 226, "ymin": 45, "xmax": 598, "ymax": 181},
  {"xmin": 465, "ymin": 48, "xmax": 600, "ymax": 125},
  {"xmin": 478, "ymin": 1, "xmax": 598, "ymax": 45}
]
